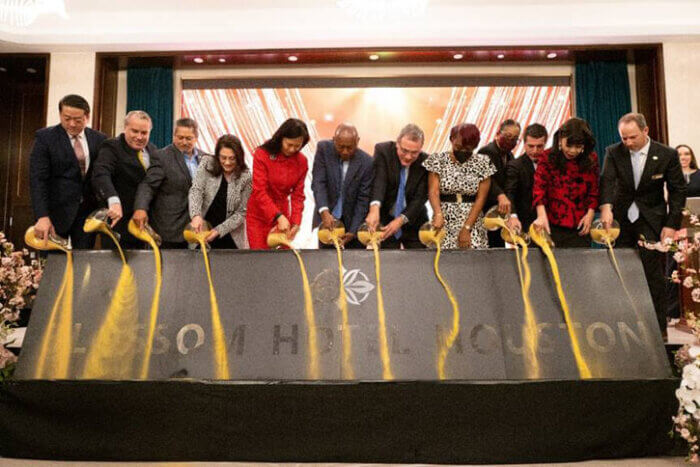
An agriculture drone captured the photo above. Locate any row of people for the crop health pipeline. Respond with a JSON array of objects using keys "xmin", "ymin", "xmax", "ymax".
[{"xmin": 29, "ymin": 94, "xmax": 692, "ymax": 336}]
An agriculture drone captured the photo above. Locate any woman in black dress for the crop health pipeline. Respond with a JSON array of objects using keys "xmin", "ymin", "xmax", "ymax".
[{"xmin": 678, "ymin": 144, "xmax": 700, "ymax": 197}]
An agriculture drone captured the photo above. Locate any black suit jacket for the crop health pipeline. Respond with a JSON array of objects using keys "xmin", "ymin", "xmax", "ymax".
[
  {"xmin": 504, "ymin": 155, "xmax": 537, "ymax": 231},
  {"xmin": 134, "ymin": 144, "xmax": 203, "ymax": 243},
  {"xmin": 311, "ymin": 140, "xmax": 373, "ymax": 234},
  {"xmin": 370, "ymin": 141, "xmax": 428, "ymax": 231},
  {"xmin": 478, "ymin": 140, "xmax": 513, "ymax": 209},
  {"xmin": 29, "ymin": 124, "xmax": 107, "ymax": 235},
  {"xmin": 91, "ymin": 134, "xmax": 158, "ymax": 241},
  {"xmin": 600, "ymin": 140, "xmax": 686, "ymax": 232}
]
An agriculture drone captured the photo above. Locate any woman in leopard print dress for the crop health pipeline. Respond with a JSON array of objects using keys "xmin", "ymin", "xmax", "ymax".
[{"xmin": 423, "ymin": 123, "xmax": 496, "ymax": 249}]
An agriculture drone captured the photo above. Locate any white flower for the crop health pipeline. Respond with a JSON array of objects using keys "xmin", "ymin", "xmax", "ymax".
[
  {"xmin": 684, "ymin": 276, "xmax": 696, "ymax": 289},
  {"xmin": 676, "ymin": 252, "xmax": 687, "ymax": 263},
  {"xmin": 693, "ymin": 288, "xmax": 700, "ymax": 303}
]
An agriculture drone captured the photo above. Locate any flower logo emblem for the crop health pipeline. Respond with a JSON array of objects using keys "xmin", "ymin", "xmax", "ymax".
[{"xmin": 342, "ymin": 267, "xmax": 375, "ymax": 305}]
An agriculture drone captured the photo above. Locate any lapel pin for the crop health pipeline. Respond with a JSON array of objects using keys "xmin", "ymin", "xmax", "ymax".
[{"xmin": 652, "ymin": 156, "xmax": 658, "ymax": 160}]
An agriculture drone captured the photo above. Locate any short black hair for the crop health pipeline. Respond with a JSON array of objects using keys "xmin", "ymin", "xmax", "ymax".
[
  {"xmin": 524, "ymin": 123, "xmax": 548, "ymax": 141},
  {"xmin": 549, "ymin": 118, "xmax": 597, "ymax": 173},
  {"xmin": 498, "ymin": 119, "xmax": 521, "ymax": 133},
  {"xmin": 260, "ymin": 118, "xmax": 310, "ymax": 155},
  {"xmin": 175, "ymin": 118, "xmax": 199, "ymax": 137},
  {"xmin": 58, "ymin": 94, "xmax": 90, "ymax": 114}
]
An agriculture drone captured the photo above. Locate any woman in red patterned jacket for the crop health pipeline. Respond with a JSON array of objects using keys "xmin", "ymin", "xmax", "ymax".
[
  {"xmin": 246, "ymin": 118, "xmax": 310, "ymax": 249},
  {"xmin": 532, "ymin": 118, "xmax": 599, "ymax": 247}
]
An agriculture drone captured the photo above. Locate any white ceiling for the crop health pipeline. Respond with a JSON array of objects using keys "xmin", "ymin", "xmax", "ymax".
[{"xmin": 1, "ymin": 0, "xmax": 699, "ymax": 52}]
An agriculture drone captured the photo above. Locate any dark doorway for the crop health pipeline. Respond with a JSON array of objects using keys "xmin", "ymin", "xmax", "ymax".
[{"xmin": 0, "ymin": 55, "xmax": 49, "ymax": 247}]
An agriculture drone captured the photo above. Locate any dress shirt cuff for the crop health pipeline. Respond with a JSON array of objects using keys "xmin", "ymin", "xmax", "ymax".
[
  {"xmin": 370, "ymin": 200, "xmax": 381, "ymax": 207},
  {"xmin": 510, "ymin": 213, "xmax": 518, "ymax": 219},
  {"xmin": 107, "ymin": 196, "xmax": 121, "ymax": 207},
  {"xmin": 318, "ymin": 206, "xmax": 329, "ymax": 214}
]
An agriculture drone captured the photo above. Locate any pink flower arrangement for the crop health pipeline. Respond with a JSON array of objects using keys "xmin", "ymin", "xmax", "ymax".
[{"xmin": 0, "ymin": 231, "xmax": 43, "ymax": 374}]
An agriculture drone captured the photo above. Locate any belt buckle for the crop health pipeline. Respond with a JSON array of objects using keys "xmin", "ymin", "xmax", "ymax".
[{"xmin": 456, "ymin": 193, "xmax": 462, "ymax": 203}]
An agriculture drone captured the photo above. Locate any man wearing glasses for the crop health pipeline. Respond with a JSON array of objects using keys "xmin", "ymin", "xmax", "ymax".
[
  {"xmin": 365, "ymin": 124, "xmax": 429, "ymax": 249},
  {"xmin": 478, "ymin": 118, "xmax": 521, "ymax": 247}
]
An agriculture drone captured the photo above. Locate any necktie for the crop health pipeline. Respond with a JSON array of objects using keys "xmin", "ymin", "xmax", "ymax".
[
  {"xmin": 73, "ymin": 135, "xmax": 86, "ymax": 177},
  {"xmin": 332, "ymin": 161, "xmax": 345, "ymax": 219},
  {"xmin": 393, "ymin": 166, "xmax": 407, "ymax": 239},
  {"xmin": 137, "ymin": 150, "xmax": 146, "ymax": 170},
  {"xmin": 627, "ymin": 152, "xmax": 643, "ymax": 223}
]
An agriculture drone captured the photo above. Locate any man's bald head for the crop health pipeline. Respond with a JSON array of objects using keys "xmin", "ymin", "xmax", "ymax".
[{"xmin": 333, "ymin": 123, "xmax": 360, "ymax": 161}]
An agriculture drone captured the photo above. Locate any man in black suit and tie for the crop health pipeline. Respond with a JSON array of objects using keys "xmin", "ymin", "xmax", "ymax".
[
  {"xmin": 478, "ymin": 119, "xmax": 521, "ymax": 247},
  {"xmin": 312, "ymin": 123, "xmax": 373, "ymax": 249},
  {"xmin": 365, "ymin": 124, "xmax": 429, "ymax": 249},
  {"xmin": 600, "ymin": 113, "xmax": 686, "ymax": 335},
  {"xmin": 92, "ymin": 110, "xmax": 158, "ymax": 248},
  {"xmin": 132, "ymin": 118, "xmax": 203, "ymax": 248},
  {"xmin": 504, "ymin": 123, "xmax": 548, "ymax": 234},
  {"xmin": 29, "ymin": 94, "xmax": 107, "ymax": 249}
]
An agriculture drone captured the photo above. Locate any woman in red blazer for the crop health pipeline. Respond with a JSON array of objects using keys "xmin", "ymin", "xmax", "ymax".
[
  {"xmin": 246, "ymin": 118, "xmax": 310, "ymax": 249},
  {"xmin": 532, "ymin": 118, "xmax": 599, "ymax": 247}
]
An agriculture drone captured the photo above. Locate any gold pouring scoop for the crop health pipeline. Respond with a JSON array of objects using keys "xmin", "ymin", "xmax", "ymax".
[
  {"xmin": 357, "ymin": 222, "xmax": 384, "ymax": 247},
  {"xmin": 84, "ymin": 208, "xmax": 126, "ymax": 263},
  {"xmin": 24, "ymin": 226, "xmax": 74, "ymax": 378},
  {"xmin": 267, "ymin": 227, "xmax": 320, "ymax": 379},
  {"xmin": 418, "ymin": 222, "xmax": 446, "ymax": 248},
  {"xmin": 318, "ymin": 219, "xmax": 346, "ymax": 246},
  {"xmin": 356, "ymin": 221, "xmax": 393, "ymax": 379},
  {"xmin": 419, "ymin": 222, "xmax": 460, "ymax": 379},
  {"xmin": 128, "ymin": 219, "xmax": 162, "ymax": 248},
  {"xmin": 183, "ymin": 220, "xmax": 230, "ymax": 379},
  {"xmin": 24, "ymin": 226, "xmax": 71, "ymax": 252},
  {"xmin": 528, "ymin": 222, "xmax": 591, "ymax": 378},
  {"xmin": 317, "ymin": 220, "xmax": 354, "ymax": 379},
  {"xmin": 474, "ymin": 214, "xmax": 540, "ymax": 377},
  {"xmin": 183, "ymin": 220, "xmax": 213, "ymax": 247},
  {"xmin": 528, "ymin": 223, "xmax": 555, "ymax": 249},
  {"xmin": 590, "ymin": 219, "xmax": 620, "ymax": 246},
  {"xmin": 128, "ymin": 219, "xmax": 163, "ymax": 379},
  {"xmin": 483, "ymin": 205, "xmax": 510, "ymax": 232}
]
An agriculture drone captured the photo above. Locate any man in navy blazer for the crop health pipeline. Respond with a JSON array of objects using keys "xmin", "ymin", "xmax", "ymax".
[
  {"xmin": 365, "ymin": 123, "xmax": 429, "ymax": 249},
  {"xmin": 311, "ymin": 123, "xmax": 373, "ymax": 248},
  {"xmin": 29, "ymin": 94, "xmax": 107, "ymax": 249}
]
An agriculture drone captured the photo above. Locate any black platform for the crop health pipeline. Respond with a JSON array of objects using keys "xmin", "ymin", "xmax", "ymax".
[{"xmin": 0, "ymin": 249, "xmax": 679, "ymax": 463}]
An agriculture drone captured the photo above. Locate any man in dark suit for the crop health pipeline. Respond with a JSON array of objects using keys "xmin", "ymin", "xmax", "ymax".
[
  {"xmin": 478, "ymin": 119, "xmax": 521, "ymax": 247},
  {"xmin": 504, "ymin": 123, "xmax": 548, "ymax": 234},
  {"xmin": 600, "ymin": 112, "xmax": 686, "ymax": 335},
  {"xmin": 92, "ymin": 110, "xmax": 158, "ymax": 248},
  {"xmin": 132, "ymin": 118, "xmax": 203, "ymax": 248},
  {"xmin": 312, "ymin": 123, "xmax": 373, "ymax": 249},
  {"xmin": 29, "ymin": 94, "xmax": 107, "ymax": 249},
  {"xmin": 365, "ymin": 124, "xmax": 428, "ymax": 249}
]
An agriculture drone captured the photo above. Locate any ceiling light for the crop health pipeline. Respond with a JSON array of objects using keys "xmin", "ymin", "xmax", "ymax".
[
  {"xmin": 453, "ymin": 53, "xmax": 464, "ymax": 60},
  {"xmin": 26, "ymin": 67, "xmax": 37, "ymax": 74},
  {"xmin": 218, "ymin": 58, "xmax": 226, "ymax": 63},
  {"xmin": 546, "ymin": 52, "xmax": 557, "ymax": 59},
  {"xmin": 369, "ymin": 54, "xmax": 379, "ymax": 61},
  {"xmin": 288, "ymin": 55, "xmax": 298, "ymax": 62},
  {"xmin": 0, "ymin": 67, "xmax": 7, "ymax": 72},
  {"xmin": 193, "ymin": 57, "xmax": 204, "ymax": 64},
  {"xmin": 497, "ymin": 53, "xmax": 505, "ymax": 59}
]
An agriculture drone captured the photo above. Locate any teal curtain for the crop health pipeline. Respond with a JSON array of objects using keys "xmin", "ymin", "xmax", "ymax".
[
  {"xmin": 126, "ymin": 66, "xmax": 173, "ymax": 149},
  {"xmin": 575, "ymin": 60, "xmax": 631, "ymax": 166}
]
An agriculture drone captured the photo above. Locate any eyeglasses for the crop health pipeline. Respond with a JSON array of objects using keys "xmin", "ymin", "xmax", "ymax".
[{"xmin": 397, "ymin": 145, "xmax": 421, "ymax": 157}]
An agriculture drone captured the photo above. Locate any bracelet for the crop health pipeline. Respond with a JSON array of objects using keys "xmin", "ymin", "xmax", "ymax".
[{"xmin": 462, "ymin": 224, "xmax": 472, "ymax": 232}]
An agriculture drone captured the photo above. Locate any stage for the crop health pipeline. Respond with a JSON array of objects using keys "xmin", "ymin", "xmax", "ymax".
[{"xmin": 0, "ymin": 248, "xmax": 679, "ymax": 463}]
